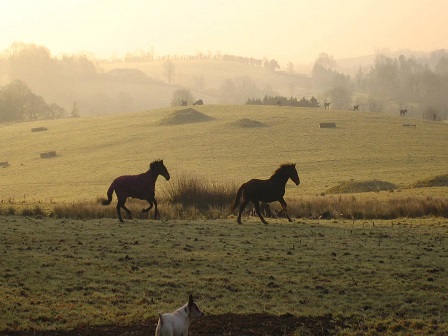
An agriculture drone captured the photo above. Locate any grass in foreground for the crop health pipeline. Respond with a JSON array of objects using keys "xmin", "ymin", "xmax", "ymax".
[{"xmin": 0, "ymin": 216, "xmax": 447, "ymax": 335}]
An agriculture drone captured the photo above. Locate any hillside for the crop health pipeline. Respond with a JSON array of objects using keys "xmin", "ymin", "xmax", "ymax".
[{"xmin": 0, "ymin": 105, "xmax": 447, "ymax": 204}]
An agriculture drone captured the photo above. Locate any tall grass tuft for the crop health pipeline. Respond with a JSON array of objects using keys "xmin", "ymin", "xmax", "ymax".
[{"xmin": 163, "ymin": 174, "xmax": 238, "ymax": 213}]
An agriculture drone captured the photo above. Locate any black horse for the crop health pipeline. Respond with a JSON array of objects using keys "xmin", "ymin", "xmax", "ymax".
[
  {"xmin": 101, "ymin": 160, "xmax": 170, "ymax": 222},
  {"xmin": 231, "ymin": 163, "xmax": 300, "ymax": 224}
]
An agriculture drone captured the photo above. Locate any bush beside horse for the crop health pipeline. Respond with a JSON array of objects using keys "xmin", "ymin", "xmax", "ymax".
[
  {"xmin": 101, "ymin": 160, "xmax": 170, "ymax": 222},
  {"xmin": 231, "ymin": 163, "xmax": 300, "ymax": 224}
]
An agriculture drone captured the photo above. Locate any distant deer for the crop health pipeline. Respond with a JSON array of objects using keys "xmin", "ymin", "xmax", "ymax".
[
  {"xmin": 400, "ymin": 109, "xmax": 407, "ymax": 117},
  {"xmin": 324, "ymin": 102, "xmax": 331, "ymax": 109},
  {"xmin": 354, "ymin": 105, "xmax": 359, "ymax": 111},
  {"xmin": 181, "ymin": 100, "xmax": 187, "ymax": 107}
]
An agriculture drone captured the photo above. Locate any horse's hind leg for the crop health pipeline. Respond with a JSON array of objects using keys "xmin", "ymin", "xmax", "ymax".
[
  {"xmin": 153, "ymin": 198, "xmax": 159, "ymax": 220},
  {"xmin": 279, "ymin": 198, "xmax": 293, "ymax": 222},
  {"xmin": 253, "ymin": 201, "xmax": 269, "ymax": 225},
  {"xmin": 142, "ymin": 203, "xmax": 153, "ymax": 213},
  {"xmin": 117, "ymin": 199, "xmax": 132, "ymax": 221},
  {"xmin": 237, "ymin": 199, "xmax": 250, "ymax": 224},
  {"xmin": 116, "ymin": 202, "xmax": 124, "ymax": 222}
]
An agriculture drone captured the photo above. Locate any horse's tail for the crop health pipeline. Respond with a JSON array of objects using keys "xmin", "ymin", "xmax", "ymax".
[
  {"xmin": 101, "ymin": 182, "xmax": 115, "ymax": 206},
  {"xmin": 231, "ymin": 184, "xmax": 245, "ymax": 212}
]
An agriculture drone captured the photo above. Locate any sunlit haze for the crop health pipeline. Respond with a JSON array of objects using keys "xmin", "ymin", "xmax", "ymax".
[{"xmin": 1, "ymin": 0, "xmax": 447, "ymax": 64}]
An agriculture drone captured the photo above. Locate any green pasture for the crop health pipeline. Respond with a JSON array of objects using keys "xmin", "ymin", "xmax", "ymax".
[
  {"xmin": 0, "ymin": 105, "xmax": 446, "ymax": 206},
  {"xmin": 0, "ymin": 216, "xmax": 447, "ymax": 334}
]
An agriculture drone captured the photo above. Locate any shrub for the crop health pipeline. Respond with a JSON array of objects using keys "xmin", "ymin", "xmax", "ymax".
[{"xmin": 164, "ymin": 174, "xmax": 238, "ymax": 211}]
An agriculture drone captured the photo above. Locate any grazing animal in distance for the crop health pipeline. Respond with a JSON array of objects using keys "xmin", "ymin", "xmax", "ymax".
[
  {"xmin": 400, "ymin": 109, "xmax": 407, "ymax": 116},
  {"xmin": 155, "ymin": 294, "xmax": 204, "ymax": 336},
  {"xmin": 193, "ymin": 99, "xmax": 203, "ymax": 106},
  {"xmin": 101, "ymin": 160, "xmax": 170, "ymax": 222},
  {"xmin": 324, "ymin": 102, "xmax": 331, "ymax": 109},
  {"xmin": 181, "ymin": 100, "xmax": 187, "ymax": 106},
  {"xmin": 231, "ymin": 163, "xmax": 300, "ymax": 224},
  {"xmin": 354, "ymin": 104, "xmax": 359, "ymax": 111}
]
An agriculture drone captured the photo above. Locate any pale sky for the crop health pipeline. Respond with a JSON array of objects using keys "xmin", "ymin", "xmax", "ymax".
[{"xmin": 1, "ymin": 0, "xmax": 447, "ymax": 65}]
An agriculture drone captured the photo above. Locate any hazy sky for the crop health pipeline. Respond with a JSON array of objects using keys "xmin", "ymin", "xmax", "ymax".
[{"xmin": 1, "ymin": 0, "xmax": 447, "ymax": 65}]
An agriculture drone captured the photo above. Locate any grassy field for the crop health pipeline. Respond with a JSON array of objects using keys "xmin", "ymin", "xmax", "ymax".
[
  {"xmin": 0, "ymin": 216, "xmax": 447, "ymax": 335},
  {"xmin": 1, "ymin": 105, "xmax": 447, "ymax": 334},
  {"xmin": 0, "ymin": 105, "xmax": 447, "ymax": 206}
]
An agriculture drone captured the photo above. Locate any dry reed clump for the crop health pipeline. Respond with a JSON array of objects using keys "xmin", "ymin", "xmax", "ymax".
[
  {"xmin": 286, "ymin": 195, "xmax": 448, "ymax": 219},
  {"xmin": 52, "ymin": 200, "xmax": 116, "ymax": 219},
  {"xmin": 163, "ymin": 174, "xmax": 238, "ymax": 212}
]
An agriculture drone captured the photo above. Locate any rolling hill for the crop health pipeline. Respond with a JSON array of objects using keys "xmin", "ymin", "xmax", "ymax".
[{"xmin": 0, "ymin": 105, "xmax": 447, "ymax": 204}]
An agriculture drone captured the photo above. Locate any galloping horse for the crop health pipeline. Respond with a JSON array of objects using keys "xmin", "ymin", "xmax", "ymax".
[
  {"xmin": 101, "ymin": 160, "xmax": 170, "ymax": 222},
  {"xmin": 231, "ymin": 163, "xmax": 300, "ymax": 224}
]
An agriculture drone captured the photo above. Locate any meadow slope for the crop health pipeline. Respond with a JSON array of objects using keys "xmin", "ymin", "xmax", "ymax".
[
  {"xmin": 1, "ymin": 217, "xmax": 447, "ymax": 335},
  {"xmin": 0, "ymin": 105, "xmax": 447, "ymax": 205}
]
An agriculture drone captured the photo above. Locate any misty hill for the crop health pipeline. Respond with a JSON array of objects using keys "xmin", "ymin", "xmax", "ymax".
[
  {"xmin": 158, "ymin": 108, "xmax": 215, "ymax": 125},
  {"xmin": 230, "ymin": 118, "xmax": 268, "ymax": 128},
  {"xmin": 1, "ymin": 43, "xmax": 447, "ymax": 122}
]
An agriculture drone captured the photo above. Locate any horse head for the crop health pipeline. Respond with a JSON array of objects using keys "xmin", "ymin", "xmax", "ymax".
[
  {"xmin": 289, "ymin": 164, "xmax": 300, "ymax": 186},
  {"xmin": 150, "ymin": 160, "xmax": 170, "ymax": 181}
]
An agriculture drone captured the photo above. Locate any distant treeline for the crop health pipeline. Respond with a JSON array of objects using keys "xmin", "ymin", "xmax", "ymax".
[
  {"xmin": 123, "ymin": 50, "xmax": 279, "ymax": 70},
  {"xmin": 246, "ymin": 95, "xmax": 320, "ymax": 108},
  {"xmin": 0, "ymin": 80, "xmax": 66, "ymax": 122}
]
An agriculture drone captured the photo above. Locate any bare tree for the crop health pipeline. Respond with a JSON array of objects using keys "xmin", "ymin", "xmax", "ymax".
[
  {"xmin": 287, "ymin": 62, "xmax": 295, "ymax": 74},
  {"xmin": 163, "ymin": 59, "xmax": 175, "ymax": 85}
]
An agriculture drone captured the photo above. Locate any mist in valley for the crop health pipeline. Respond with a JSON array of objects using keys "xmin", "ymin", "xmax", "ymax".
[{"xmin": 1, "ymin": 42, "xmax": 448, "ymax": 122}]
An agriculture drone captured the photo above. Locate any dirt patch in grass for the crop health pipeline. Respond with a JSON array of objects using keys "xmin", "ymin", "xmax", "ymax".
[
  {"xmin": 326, "ymin": 179, "xmax": 397, "ymax": 194},
  {"xmin": 0, "ymin": 313, "xmax": 341, "ymax": 336},
  {"xmin": 412, "ymin": 174, "xmax": 448, "ymax": 188},
  {"xmin": 230, "ymin": 118, "xmax": 268, "ymax": 128},
  {"xmin": 157, "ymin": 108, "xmax": 214, "ymax": 125}
]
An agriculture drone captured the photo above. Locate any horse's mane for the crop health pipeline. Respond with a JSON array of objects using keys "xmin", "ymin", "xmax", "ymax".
[
  {"xmin": 149, "ymin": 159, "xmax": 163, "ymax": 170},
  {"xmin": 273, "ymin": 163, "xmax": 295, "ymax": 175}
]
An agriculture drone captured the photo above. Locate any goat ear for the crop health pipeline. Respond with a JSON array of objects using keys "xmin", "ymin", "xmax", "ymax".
[{"xmin": 188, "ymin": 294, "xmax": 193, "ymax": 306}]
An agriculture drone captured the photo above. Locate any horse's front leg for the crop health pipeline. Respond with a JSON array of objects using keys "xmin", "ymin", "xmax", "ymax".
[{"xmin": 279, "ymin": 198, "xmax": 292, "ymax": 222}]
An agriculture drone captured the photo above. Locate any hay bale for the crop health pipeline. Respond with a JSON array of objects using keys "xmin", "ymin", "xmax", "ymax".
[
  {"xmin": 40, "ymin": 151, "xmax": 56, "ymax": 158},
  {"xmin": 319, "ymin": 122, "xmax": 336, "ymax": 128},
  {"xmin": 31, "ymin": 127, "xmax": 48, "ymax": 132}
]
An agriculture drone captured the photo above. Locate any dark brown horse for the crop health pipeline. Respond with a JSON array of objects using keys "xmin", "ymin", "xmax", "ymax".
[
  {"xmin": 101, "ymin": 160, "xmax": 170, "ymax": 222},
  {"xmin": 231, "ymin": 163, "xmax": 300, "ymax": 224}
]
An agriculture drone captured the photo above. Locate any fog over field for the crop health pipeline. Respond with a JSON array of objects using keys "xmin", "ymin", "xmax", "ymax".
[{"xmin": 0, "ymin": 1, "xmax": 447, "ymax": 119}]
